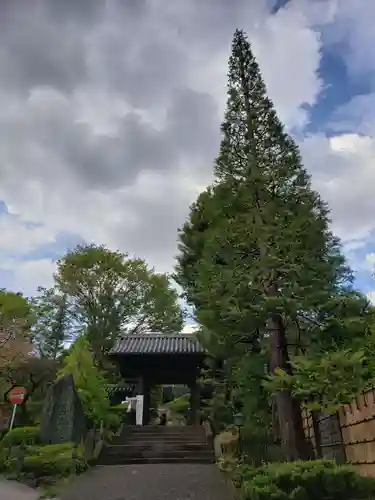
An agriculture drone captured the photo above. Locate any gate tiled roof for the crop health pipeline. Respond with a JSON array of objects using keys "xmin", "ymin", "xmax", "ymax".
[{"xmin": 110, "ymin": 333, "xmax": 206, "ymax": 355}]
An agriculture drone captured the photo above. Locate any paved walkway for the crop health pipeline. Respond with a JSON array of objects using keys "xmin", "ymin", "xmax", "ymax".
[
  {"xmin": 60, "ymin": 464, "xmax": 235, "ymax": 500},
  {"xmin": 0, "ymin": 479, "xmax": 39, "ymax": 500}
]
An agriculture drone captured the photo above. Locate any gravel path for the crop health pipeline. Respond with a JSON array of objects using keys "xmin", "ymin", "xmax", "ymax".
[
  {"xmin": 60, "ymin": 464, "xmax": 235, "ymax": 500},
  {"xmin": 0, "ymin": 479, "xmax": 40, "ymax": 500}
]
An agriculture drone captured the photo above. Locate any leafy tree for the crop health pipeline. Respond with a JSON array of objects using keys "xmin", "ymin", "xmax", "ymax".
[
  {"xmin": 1, "ymin": 357, "xmax": 57, "ymax": 424},
  {"xmin": 176, "ymin": 30, "xmax": 352, "ymax": 460},
  {"xmin": 58, "ymin": 335, "xmax": 109, "ymax": 426},
  {"xmin": 54, "ymin": 244, "xmax": 183, "ymax": 363},
  {"xmin": 0, "ymin": 290, "xmax": 35, "ymax": 356},
  {"xmin": 0, "ymin": 289, "xmax": 53, "ymax": 423},
  {"xmin": 31, "ymin": 287, "xmax": 71, "ymax": 360},
  {"xmin": 268, "ymin": 291, "xmax": 375, "ymax": 412},
  {"xmin": 0, "ymin": 291, "xmax": 36, "ymax": 399}
]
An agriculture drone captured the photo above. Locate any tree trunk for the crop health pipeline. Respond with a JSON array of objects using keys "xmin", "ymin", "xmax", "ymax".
[{"xmin": 269, "ymin": 313, "xmax": 313, "ymax": 461}]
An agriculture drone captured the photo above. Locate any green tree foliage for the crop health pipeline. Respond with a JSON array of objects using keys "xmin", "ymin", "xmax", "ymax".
[
  {"xmin": 1, "ymin": 357, "xmax": 57, "ymax": 424},
  {"xmin": 0, "ymin": 290, "xmax": 36, "ymax": 389},
  {"xmin": 240, "ymin": 460, "xmax": 375, "ymax": 500},
  {"xmin": 268, "ymin": 291, "xmax": 375, "ymax": 412},
  {"xmin": 58, "ymin": 335, "xmax": 109, "ymax": 426},
  {"xmin": 0, "ymin": 289, "xmax": 35, "ymax": 347},
  {"xmin": 31, "ymin": 287, "xmax": 71, "ymax": 360},
  {"xmin": 175, "ymin": 29, "xmax": 355, "ymax": 460},
  {"xmin": 54, "ymin": 244, "xmax": 183, "ymax": 362},
  {"xmin": 269, "ymin": 347, "xmax": 375, "ymax": 413}
]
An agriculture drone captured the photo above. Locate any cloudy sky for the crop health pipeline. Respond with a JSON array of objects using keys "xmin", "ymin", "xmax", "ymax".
[{"xmin": 0, "ymin": 0, "xmax": 375, "ymax": 302}]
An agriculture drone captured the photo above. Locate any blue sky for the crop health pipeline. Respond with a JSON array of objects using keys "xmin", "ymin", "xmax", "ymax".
[{"xmin": 0, "ymin": 0, "xmax": 374, "ymax": 305}]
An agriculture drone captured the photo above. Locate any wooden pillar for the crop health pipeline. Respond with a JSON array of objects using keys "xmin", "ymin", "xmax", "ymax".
[
  {"xmin": 189, "ymin": 381, "xmax": 200, "ymax": 425},
  {"xmin": 143, "ymin": 380, "xmax": 151, "ymax": 426},
  {"xmin": 136, "ymin": 375, "xmax": 144, "ymax": 395}
]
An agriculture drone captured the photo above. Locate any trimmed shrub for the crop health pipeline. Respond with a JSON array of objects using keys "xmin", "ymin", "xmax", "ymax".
[
  {"xmin": 108, "ymin": 405, "xmax": 125, "ymax": 424},
  {"xmin": 0, "ymin": 439, "xmax": 88, "ymax": 479},
  {"xmin": 1, "ymin": 426, "xmax": 40, "ymax": 448},
  {"xmin": 24, "ymin": 455, "xmax": 74, "ymax": 477},
  {"xmin": 22, "ymin": 443, "xmax": 88, "ymax": 478},
  {"xmin": 0, "ymin": 449, "xmax": 9, "ymax": 471},
  {"xmin": 166, "ymin": 394, "xmax": 190, "ymax": 419},
  {"xmin": 29, "ymin": 443, "xmax": 75, "ymax": 456},
  {"xmin": 241, "ymin": 460, "xmax": 375, "ymax": 500}
]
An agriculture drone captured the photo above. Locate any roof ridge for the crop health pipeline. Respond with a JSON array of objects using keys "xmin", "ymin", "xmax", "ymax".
[
  {"xmin": 110, "ymin": 332, "xmax": 205, "ymax": 355},
  {"xmin": 120, "ymin": 333, "xmax": 196, "ymax": 337}
]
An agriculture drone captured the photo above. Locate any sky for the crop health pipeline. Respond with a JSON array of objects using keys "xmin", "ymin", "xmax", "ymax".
[{"xmin": 0, "ymin": 0, "xmax": 375, "ymax": 305}]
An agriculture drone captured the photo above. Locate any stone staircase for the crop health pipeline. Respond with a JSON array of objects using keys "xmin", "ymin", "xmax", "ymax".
[{"xmin": 96, "ymin": 425, "xmax": 215, "ymax": 465}]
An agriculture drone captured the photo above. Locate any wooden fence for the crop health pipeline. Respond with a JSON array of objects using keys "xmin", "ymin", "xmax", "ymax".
[{"xmin": 302, "ymin": 389, "xmax": 375, "ymax": 476}]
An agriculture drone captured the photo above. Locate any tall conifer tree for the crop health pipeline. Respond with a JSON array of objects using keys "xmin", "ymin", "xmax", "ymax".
[{"xmin": 176, "ymin": 30, "xmax": 351, "ymax": 460}]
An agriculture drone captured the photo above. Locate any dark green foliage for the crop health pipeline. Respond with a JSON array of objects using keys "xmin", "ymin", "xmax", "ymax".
[
  {"xmin": 267, "ymin": 291, "xmax": 375, "ymax": 412},
  {"xmin": 175, "ymin": 29, "xmax": 371, "ymax": 459},
  {"xmin": 165, "ymin": 394, "xmax": 190, "ymax": 421},
  {"xmin": 1, "ymin": 426, "xmax": 40, "ymax": 448},
  {"xmin": 58, "ymin": 336, "xmax": 110, "ymax": 426},
  {"xmin": 0, "ymin": 440, "xmax": 88, "ymax": 478},
  {"xmin": 55, "ymin": 244, "xmax": 184, "ymax": 363},
  {"xmin": 176, "ymin": 29, "xmax": 351, "ymax": 348},
  {"xmin": 208, "ymin": 386, "xmax": 234, "ymax": 435},
  {"xmin": 150, "ymin": 385, "xmax": 164, "ymax": 411},
  {"xmin": 233, "ymin": 354, "xmax": 283, "ymax": 464},
  {"xmin": 0, "ymin": 289, "xmax": 35, "ymax": 341},
  {"xmin": 240, "ymin": 460, "xmax": 375, "ymax": 500},
  {"xmin": 106, "ymin": 406, "xmax": 124, "ymax": 431},
  {"xmin": 31, "ymin": 287, "xmax": 71, "ymax": 360},
  {"xmin": 176, "ymin": 25, "xmax": 350, "ymax": 346},
  {"xmin": 22, "ymin": 443, "xmax": 88, "ymax": 477}
]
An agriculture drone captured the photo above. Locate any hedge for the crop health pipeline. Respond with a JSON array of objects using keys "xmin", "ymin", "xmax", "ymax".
[
  {"xmin": 1, "ymin": 426, "xmax": 40, "ymax": 448},
  {"xmin": 240, "ymin": 460, "xmax": 375, "ymax": 500},
  {"xmin": 0, "ymin": 429, "xmax": 88, "ymax": 480}
]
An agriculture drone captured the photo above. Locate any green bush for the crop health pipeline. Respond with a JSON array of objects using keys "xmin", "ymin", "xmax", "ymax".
[
  {"xmin": 0, "ymin": 439, "xmax": 88, "ymax": 479},
  {"xmin": 241, "ymin": 460, "xmax": 375, "ymax": 500},
  {"xmin": 30, "ymin": 443, "xmax": 76, "ymax": 456},
  {"xmin": 24, "ymin": 455, "xmax": 76, "ymax": 477},
  {"xmin": 1, "ymin": 426, "xmax": 40, "ymax": 448},
  {"xmin": 106, "ymin": 412, "xmax": 122, "ymax": 431},
  {"xmin": 0, "ymin": 449, "xmax": 9, "ymax": 471},
  {"xmin": 109, "ymin": 404, "xmax": 126, "ymax": 412},
  {"xmin": 23, "ymin": 443, "xmax": 88, "ymax": 478},
  {"xmin": 108, "ymin": 405, "xmax": 125, "ymax": 423},
  {"xmin": 166, "ymin": 394, "xmax": 190, "ymax": 418}
]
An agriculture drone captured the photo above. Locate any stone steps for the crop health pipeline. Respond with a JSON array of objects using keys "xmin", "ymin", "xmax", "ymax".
[
  {"xmin": 111, "ymin": 433, "xmax": 206, "ymax": 444},
  {"xmin": 97, "ymin": 455, "xmax": 215, "ymax": 465},
  {"xmin": 105, "ymin": 443, "xmax": 212, "ymax": 455},
  {"xmin": 121, "ymin": 425, "xmax": 204, "ymax": 433},
  {"xmin": 96, "ymin": 425, "xmax": 214, "ymax": 466}
]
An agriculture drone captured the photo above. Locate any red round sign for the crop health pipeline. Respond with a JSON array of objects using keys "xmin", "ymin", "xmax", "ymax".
[{"xmin": 8, "ymin": 387, "xmax": 27, "ymax": 405}]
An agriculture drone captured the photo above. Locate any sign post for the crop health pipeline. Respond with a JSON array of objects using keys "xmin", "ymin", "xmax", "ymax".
[{"xmin": 8, "ymin": 387, "xmax": 27, "ymax": 431}]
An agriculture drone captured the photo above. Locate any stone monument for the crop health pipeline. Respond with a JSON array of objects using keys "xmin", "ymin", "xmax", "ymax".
[{"xmin": 39, "ymin": 374, "xmax": 87, "ymax": 445}]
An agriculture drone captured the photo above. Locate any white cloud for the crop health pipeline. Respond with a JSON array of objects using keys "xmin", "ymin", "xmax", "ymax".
[
  {"xmin": 365, "ymin": 253, "xmax": 375, "ymax": 271},
  {"xmin": 0, "ymin": 214, "xmax": 55, "ymax": 254},
  {"xmin": 0, "ymin": 258, "xmax": 57, "ymax": 297},
  {"xmin": 367, "ymin": 291, "xmax": 375, "ymax": 305},
  {"xmin": 251, "ymin": 2, "xmax": 323, "ymax": 129},
  {"xmin": 0, "ymin": 0, "xmax": 326, "ymax": 295},
  {"xmin": 0, "ymin": 0, "xmax": 374, "ymax": 299},
  {"xmin": 301, "ymin": 132, "xmax": 375, "ymax": 246},
  {"xmin": 13, "ymin": 259, "xmax": 57, "ymax": 297}
]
